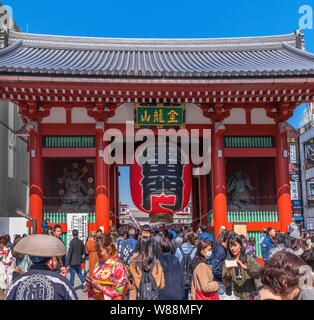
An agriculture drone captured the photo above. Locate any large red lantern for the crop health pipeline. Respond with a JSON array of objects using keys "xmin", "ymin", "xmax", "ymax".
[{"xmin": 130, "ymin": 143, "xmax": 191, "ymax": 214}]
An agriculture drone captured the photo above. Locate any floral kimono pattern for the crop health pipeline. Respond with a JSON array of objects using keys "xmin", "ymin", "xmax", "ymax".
[
  {"xmin": 0, "ymin": 248, "xmax": 10, "ymax": 290},
  {"xmin": 0, "ymin": 248, "xmax": 9, "ymax": 262},
  {"xmin": 88, "ymin": 257, "xmax": 129, "ymax": 300}
]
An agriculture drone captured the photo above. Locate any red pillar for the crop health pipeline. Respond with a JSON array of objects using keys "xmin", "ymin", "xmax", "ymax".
[
  {"xmin": 212, "ymin": 125, "xmax": 227, "ymax": 240},
  {"xmin": 191, "ymin": 173, "xmax": 199, "ymax": 231},
  {"xmin": 115, "ymin": 167, "xmax": 120, "ymax": 228},
  {"xmin": 96, "ymin": 122, "xmax": 110, "ymax": 233},
  {"xmin": 109, "ymin": 165, "xmax": 115, "ymax": 227},
  {"xmin": 275, "ymin": 122, "xmax": 293, "ymax": 232},
  {"xmin": 199, "ymin": 174, "xmax": 209, "ymax": 225},
  {"xmin": 29, "ymin": 122, "xmax": 43, "ymax": 234}
]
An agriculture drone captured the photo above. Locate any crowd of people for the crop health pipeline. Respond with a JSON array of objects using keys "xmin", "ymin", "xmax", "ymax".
[{"xmin": 0, "ymin": 222, "xmax": 313, "ymax": 300}]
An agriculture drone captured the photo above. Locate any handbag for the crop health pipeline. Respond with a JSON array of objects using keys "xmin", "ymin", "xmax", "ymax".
[{"xmin": 195, "ymin": 289, "xmax": 219, "ymax": 300}]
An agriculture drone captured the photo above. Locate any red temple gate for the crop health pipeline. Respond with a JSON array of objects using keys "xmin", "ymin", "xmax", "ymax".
[{"xmin": 0, "ymin": 29, "xmax": 312, "ymax": 255}]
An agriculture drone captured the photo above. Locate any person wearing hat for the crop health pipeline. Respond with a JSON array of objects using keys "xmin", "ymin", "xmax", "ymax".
[{"xmin": 5, "ymin": 234, "xmax": 78, "ymax": 300}]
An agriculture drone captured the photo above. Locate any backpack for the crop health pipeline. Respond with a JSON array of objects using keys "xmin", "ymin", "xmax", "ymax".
[
  {"xmin": 137, "ymin": 260, "xmax": 159, "ymax": 300},
  {"xmin": 179, "ymin": 246, "xmax": 194, "ymax": 287}
]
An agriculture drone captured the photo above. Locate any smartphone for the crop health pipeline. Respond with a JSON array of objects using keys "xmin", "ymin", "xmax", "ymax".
[{"xmin": 225, "ymin": 259, "xmax": 238, "ymax": 268}]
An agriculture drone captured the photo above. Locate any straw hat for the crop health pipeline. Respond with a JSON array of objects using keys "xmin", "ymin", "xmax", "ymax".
[{"xmin": 13, "ymin": 234, "xmax": 67, "ymax": 257}]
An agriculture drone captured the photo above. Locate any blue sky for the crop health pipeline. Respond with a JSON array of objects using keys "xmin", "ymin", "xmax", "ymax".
[{"xmin": 3, "ymin": 0, "xmax": 313, "ymax": 206}]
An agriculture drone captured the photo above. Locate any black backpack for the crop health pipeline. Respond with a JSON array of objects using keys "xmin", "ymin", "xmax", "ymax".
[
  {"xmin": 137, "ymin": 261, "xmax": 159, "ymax": 300},
  {"xmin": 179, "ymin": 246, "xmax": 194, "ymax": 287}
]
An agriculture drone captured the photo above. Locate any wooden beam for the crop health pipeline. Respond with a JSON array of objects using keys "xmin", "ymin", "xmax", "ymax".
[
  {"xmin": 224, "ymin": 148, "xmax": 276, "ymax": 158},
  {"xmin": 42, "ymin": 148, "xmax": 96, "ymax": 158}
]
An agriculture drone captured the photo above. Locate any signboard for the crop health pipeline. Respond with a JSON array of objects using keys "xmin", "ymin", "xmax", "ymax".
[
  {"xmin": 304, "ymin": 138, "xmax": 314, "ymax": 169},
  {"xmin": 306, "ymin": 178, "xmax": 314, "ymax": 207},
  {"xmin": 150, "ymin": 213, "xmax": 174, "ymax": 224},
  {"xmin": 307, "ymin": 218, "xmax": 314, "ymax": 231},
  {"xmin": 130, "ymin": 143, "xmax": 191, "ymax": 214},
  {"xmin": 67, "ymin": 213, "xmax": 88, "ymax": 249},
  {"xmin": 135, "ymin": 104, "xmax": 185, "ymax": 128},
  {"xmin": 233, "ymin": 222, "xmax": 247, "ymax": 238},
  {"xmin": 287, "ymin": 136, "xmax": 303, "ymax": 219}
]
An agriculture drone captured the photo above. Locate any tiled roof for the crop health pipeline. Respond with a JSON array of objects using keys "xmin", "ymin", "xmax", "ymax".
[
  {"xmin": 0, "ymin": 30, "xmax": 313, "ymax": 78},
  {"xmin": 130, "ymin": 210, "xmax": 150, "ymax": 219}
]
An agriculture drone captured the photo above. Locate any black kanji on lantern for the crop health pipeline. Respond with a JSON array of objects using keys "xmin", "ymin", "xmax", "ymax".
[{"xmin": 139, "ymin": 144, "xmax": 184, "ymax": 212}]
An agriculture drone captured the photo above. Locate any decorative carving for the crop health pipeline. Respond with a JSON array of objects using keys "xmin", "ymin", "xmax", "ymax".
[
  {"xmin": 279, "ymin": 121, "xmax": 290, "ymax": 134},
  {"xmin": 200, "ymin": 103, "xmax": 231, "ymax": 123},
  {"xmin": 87, "ymin": 103, "xmax": 121, "ymax": 122},
  {"xmin": 265, "ymin": 103, "xmax": 296, "ymax": 122},
  {"xmin": 17, "ymin": 101, "xmax": 51, "ymax": 123},
  {"xmin": 214, "ymin": 121, "xmax": 226, "ymax": 134}
]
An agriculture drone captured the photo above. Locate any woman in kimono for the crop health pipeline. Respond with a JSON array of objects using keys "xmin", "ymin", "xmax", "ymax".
[
  {"xmin": 85, "ymin": 233, "xmax": 129, "ymax": 300},
  {"xmin": 0, "ymin": 236, "xmax": 10, "ymax": 296}
]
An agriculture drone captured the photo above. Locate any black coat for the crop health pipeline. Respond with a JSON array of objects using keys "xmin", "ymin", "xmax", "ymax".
[
  {"xmin": 158, "ymin": 252, "xmax": 185, "ymax": 300},
  {"xmin": 67, "ymin": 237, "xmax": 85, "ymax": 266}
]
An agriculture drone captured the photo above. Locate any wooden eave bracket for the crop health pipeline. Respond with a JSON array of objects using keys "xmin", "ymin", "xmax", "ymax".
[
  {"xmin": 17, "ymin": 101, "xmax": 51, "ymax": 122},
  {"xmin": 86, "ymin": 102, "xmax": 122, "ymax": 121},
  {"xmin": 266, "ymin": 103, "xmax": 296, "ymax": 123}
]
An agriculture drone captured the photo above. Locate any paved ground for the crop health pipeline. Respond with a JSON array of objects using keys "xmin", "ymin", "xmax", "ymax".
[{"xmin": 66, "ymin": 270, "xmax": 89, "ymax": 300}]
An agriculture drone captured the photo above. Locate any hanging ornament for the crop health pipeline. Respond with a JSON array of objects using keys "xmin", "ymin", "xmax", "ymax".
[{"xmin": 130, "ymin": 143, "xmax": 191, "ymax": 214}]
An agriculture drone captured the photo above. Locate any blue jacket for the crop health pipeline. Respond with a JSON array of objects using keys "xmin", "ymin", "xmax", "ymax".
[
  {"xmin": 159, "ymin": 252, "xmax": 185, "ymax": 300},
  {"xmin": 41, "ymin": 221, "xmax": 49, "ymax": 233},
  {"xmin": 261, "ymin": 235, "xmax": 275, "ymax": 262},
  {"xmin": 168, "ymin": 226, "xmax": 177, "ymax": 239},
  {"xmin": 114, "ymin": 237, "xmax": 134, "ymax": 266},
  {"xmin": 124, "ymin": 237, "xmax": 138, "ymax": 252},
  {"xmin": 175, "ymin": 242, "xmax": 197, "ymax": 263},
  {"xmin": 212, "ymin": 243, "xmax": 227, "ymax": 282}
]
